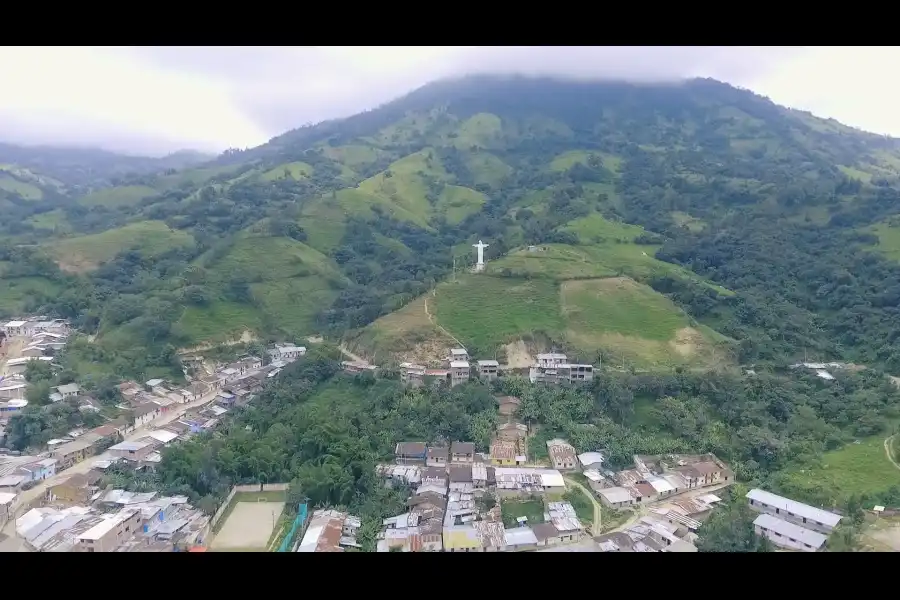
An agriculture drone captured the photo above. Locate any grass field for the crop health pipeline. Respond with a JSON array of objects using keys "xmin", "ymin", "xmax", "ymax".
[
  {"xmin": 432, "ymin": 275, "xmax": 564, "ymax": 353},
  {"xmin": 347, "ymin": 296, "xmax": 456, "ymax": 364},
  {"xmin": 0, "ymin": 276, "xmax": 62, "ymax": 316},
  {"xmin": 48, "ymin": 220, "xmax": 194, "ymax": 271},
  {"xmin": 501, "ymin": 497, "xmax": 546, "ymax": 528},
  {"xmin": 260, "ymin": 161, "xmax": 313, "ymax": 182},
  {"xmin": 869, "ymin": 220, "xmax": 900, "ymax": 262},
  {"xmin": 774, "ymin": 435, "xmax": 900, "ymax": 507},
  {"xmin": 26, "ymin": 209, "xmax": 70, "ymax": 232},
  {"xmin": 177, "ymin": 301, "xmax": 264, "ymax": 345},
  {"xmin": 435, "ymin": 185, "xmax": 487, "ymax": 224},
  {"xmin": 0, "ymin": 174, "xmax": 42, "ymax": 199},
  {"xmin": 77, "ymin": 185, "xmax": 158, "ymax": 208},
  {"xmin": 463, "ymin": 152, "xmax": 512, "ymax": 188},
  {"xmin": 549, "ymin": 150, "xmax": 623, "ymax": 174},
  {"xmin": 211, "ymin": 490, "xmax": 287, "ymax": 552}
]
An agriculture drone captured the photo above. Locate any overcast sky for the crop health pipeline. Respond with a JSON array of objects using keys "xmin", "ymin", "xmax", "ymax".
[{"xmin": 1, "ymin": 46, "xmax": 897, "ymax": 156}]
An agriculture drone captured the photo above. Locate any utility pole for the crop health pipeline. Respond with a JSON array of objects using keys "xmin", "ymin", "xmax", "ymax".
[{"xmin": 452, "ymin": 255, "xmax": 457, "ymax": 282}]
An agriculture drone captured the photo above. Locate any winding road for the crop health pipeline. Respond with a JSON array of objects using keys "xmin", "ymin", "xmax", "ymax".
[{"xmin": 884, "ymin": 435, "xmax": 900, "ymax": 471}]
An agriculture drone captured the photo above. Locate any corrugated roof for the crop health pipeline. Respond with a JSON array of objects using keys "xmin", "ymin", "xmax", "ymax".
[
  {"xmin": 746, "ymin": 489, "xmax": 842, "ymax": 527},
  {"xmin": 753, "ymin": 514, "xmax": 828, "ymax": 548}
]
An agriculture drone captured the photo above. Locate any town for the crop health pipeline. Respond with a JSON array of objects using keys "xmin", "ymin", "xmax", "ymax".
[{"xmin": 0, "ymin": 316, "xmax": 854, "ymax": 552}]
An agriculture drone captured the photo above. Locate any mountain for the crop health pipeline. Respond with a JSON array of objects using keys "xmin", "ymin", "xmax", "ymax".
[{"xmin": 5, "ymin": 75, "xmax": 900, "ymax": 380}]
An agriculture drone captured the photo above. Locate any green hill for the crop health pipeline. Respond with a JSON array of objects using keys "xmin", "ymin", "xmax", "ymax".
[{"xmin": 6, "ymin": 75, "xmax": 900, "ymax": 379}]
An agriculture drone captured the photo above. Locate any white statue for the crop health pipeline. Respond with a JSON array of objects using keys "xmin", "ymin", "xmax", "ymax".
[{"xmin": 472, "ymin": 240, "xmax": 489, "ymax": 272}]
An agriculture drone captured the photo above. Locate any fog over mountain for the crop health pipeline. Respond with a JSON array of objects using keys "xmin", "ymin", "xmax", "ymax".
[{"xmin": 1, "ymin": 46, "xmax": 897, "ymax": 155}]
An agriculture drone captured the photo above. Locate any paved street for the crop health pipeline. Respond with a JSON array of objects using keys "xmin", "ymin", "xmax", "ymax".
[{"xmin": 0, "ymin": 386, "xmax": 220, "ymax": 547}]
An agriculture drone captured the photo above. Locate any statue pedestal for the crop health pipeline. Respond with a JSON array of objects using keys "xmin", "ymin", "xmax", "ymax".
[{"xmin": 474, "ymin": 263, "xmax": 485, "ymax": 272}]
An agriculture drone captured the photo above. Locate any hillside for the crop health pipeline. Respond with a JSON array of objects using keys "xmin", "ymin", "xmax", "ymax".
[{"xmin": 6, "ymin": 75, "xmax": 900, "ymax": 378}]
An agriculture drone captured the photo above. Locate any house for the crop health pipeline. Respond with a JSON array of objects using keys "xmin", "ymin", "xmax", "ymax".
[
  {"xmin": 673, "ymin": 460, "xmax": 732, "ymax": 488},
  {"xmin": 420, "ymin": 467, "xmax": 448, "ymax": 487},
  {"xmin": 395, "ymin": 442, "xmax": 427, "ymax": 465},
  {"xmin": 48, "ymin": 472, "xmax": 102, "ymax": 505},
  {"xmin": 449, "ymin": 361, "xmax": 470, "ymax": 386},
  {"xmin": 216, "ymin": 392, "xmax": 236, "ymax": 407},
  {"xmin": 578, "ymin": 451, "xmax": 605, "ymax": 470},
  {"xmin": 450, "ymin": 441, "xmax": 475, "ymax": 463},
  {"xmin": 0, "ymin": 475, "xmax": 26, "ymax": 492},
  {"xmin": 753, "ymin": 513, "xmax": 828, "ymax": 552},
  {"xmin": 490, "ymin": 440, "xmax": 521, "ymax": 466},
  {"xmin": 108, "ymin": 439, "xmax": 157, "ymax": 462},
  {"xmin": 504, "ymin": 526, "xmax": 539, "ymax": 551},
  {"xmin": 598, "ymin": 487, "xmax": 637, "ymax": 509},
  {"xmin": 449, "ymin": 348, "xmax": 469, "ymax": 362},
  {"xmin": 3, "ymin": 321, "xmax": 27, "ymax": 336},
  {"xmin": 145, "ymin": 379, "xmax": 165, "ymax": 391},
  {"xmin": 146, "ymin": 429, "xmax": 179, "ymax": 446},
  {"xmin": 546, "ymin": 501, "xmax": 585, "ymax": 541},
  {"xmin": 494, "ymin": 468, "xmax": 565, "ymax": 494},
  {"xmin": 132, "ymin": 403, "xmax": 161, "ymax": 428},
  {"xmin": 532, "ymin": 522, "xmax": 567, "ymax": 547},
  {"xmin": 0, "ymin": 399, "xmax": 28, "ymax": 417},
  {"xmin": 536, "ymin": 353, "xmax": 568, "ymax": 368},
  {"xmin": 200, "ymin": 374, "xmax": 224, "ymax": 392},
  {"xmin": 240, "ymin": 356, "xmax": 262, "ymax": 371},
  {"xmin": 17, "ymin": 458, "xmax": 57, "ymax": 482},
  {"xmin": 496, "ymin": 421, "xmax": 528, "ymax": 442},
  {"xmin": 746, "ymin": 489, "xmax": 842, "ymax": 534},
  {"xmin": 0, "ymin": 492, "xmax": 16, "ymax": 527},
  {"xmin": 399, "ymin": 363, "xmax": 426, "ymax": 387},
  {"xmin": 76, "ymin": 508, "xmax": 143, "ymax": 552},
  {"xmin": 426, "ymin": 446, "xmax": 448, "ymax": 468},
  {"xmin": 546, "ymin": 439, "xmax": 577, "ymax": 471},
  {"xmin": 477, "ymin": 360, "xmax": 499, "ymax": 381},
  {"xmin": 378, "ymin": 493, "xmax": 446, "ymax": 552},
  {"xmin": 296, "ymin": 509, "xmax": 360, "ymax": 552},
  {"xmin": 497, "ymin": 396, "xmax": 521, "ymax": 418},
  {"xmin": 55, "ymin": 383, "xmax": 81, "ymax": 399},
  {"xmin": 448, "ymin": 465, "xmax": 474, "ymax": 492},
  {"xmin": 269, "ymin": 344, "xmax": 306, "ymax": 362},
  {"xmin": 51, "ymin": 434, "xmax": 102, "ymax": 469},
  {"xmin": 0, "ymin": 382, "xmax": 27, "ymax": 400}
]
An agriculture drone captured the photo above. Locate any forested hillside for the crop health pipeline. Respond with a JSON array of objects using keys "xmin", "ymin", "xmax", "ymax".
[{"xmin": 5, "ymin": 75, "xmax": 900, "ymax": 379}]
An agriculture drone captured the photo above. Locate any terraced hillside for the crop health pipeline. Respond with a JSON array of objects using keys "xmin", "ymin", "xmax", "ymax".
[{"xmin": 5, "ymin": 75, "xmax": 900, "ymax": 379}]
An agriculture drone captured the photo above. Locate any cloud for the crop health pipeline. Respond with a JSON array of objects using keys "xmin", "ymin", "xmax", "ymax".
[{"xmin": 1, "ymin": 46, "xmax": 898, "ymax": 155}]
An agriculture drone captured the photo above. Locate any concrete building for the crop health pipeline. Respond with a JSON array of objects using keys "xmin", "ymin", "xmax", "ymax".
[
  {"xmin": 490, "ymin": 440, "xmax": 520, "ymax": 466},
  {"xmin": 477, "ymin": 360, "xmax": 499, "ymax": 381},
  {"xmin": 269, "ymin": 344, "xmax": 306, "ymax": 362},
  {"xmin": 0, "ymin": 398, "xmax": 28, "ymax": 418},
  {"xmin": 399, "ymin": 363, "xmax": 426, "ymax": 387},
  {"xmin": 426, "ymin": 446, "xmax": 448, "ymax": 468},
  {"xmin": 51, "ymin": 434, "xmax": 103, "ymax": 469},
  {"xmin": 449, "ymin": 348, "xmax": 469, "ymax": 362},
  {"xmin": 0, "ymin": 383, "xmax": 27, "ymax": 401},
  {"xmin": 395, "ymin": 442, "xmax": 427, "ymax": 465},
  {"xmin": 450, "ymin": 441, "xmax": 475, "ymax": 463},
  {"xmin": 108, "ymin": 439, "xmax": 157, "ymax": 463},
  {"xmin": 0, "ymin": 492, "xmax": 16, "ymax": 527},
  {"xmin": 753, "ymin": 513, "xmax": 828, "ymax": 552},
  {"xmin": 494, "ymin": 467, "xmax": 565, "ymax": 494},
  {"xmin": 746, "ymin": 489, "xmax": 842, "ymax": 534},
  {"xmin": 76, "ymin": 509, "xmax": 143, "ymax": 552},
  {"xmin": 55, "ymin": 383, "xmax": 81, "ymax": 399},
  {"xmin": 3, "ymin": 321, "xmax": 27, "ymax": 336},
  {"xmin": 546, "ymin": 439, "xmax": 578, "ymax": 471},
  {"xmin": 449, "ymin": 361, "xmax": 470, "ymax": 386},
  {"xmin": 296, "ymin": 509, "xmax": 360, "ymax": 552},
  {"xmin": 597, "ymin": 487, "xmax": 637, "ymax": 509},
  {"xmin": 17, "ymin": 458, "xmax": 57, "ymax": 482}
]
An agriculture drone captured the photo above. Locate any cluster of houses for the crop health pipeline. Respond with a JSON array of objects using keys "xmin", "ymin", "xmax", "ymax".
[
  {"xmin": 747, "ymin": 488, "xmax": 842, "ymax": 552},
  {"xmin": 12, "ymin": 485, "xmax": 210, "ymax": 552},
  {"xmin": 586, "ymin": 453, "xmax": 733, "ymax": 510},
  {"xmin": 398, "ymin": 349, "xmax": 596, "ymax": 388},
  {"xmin": 0, "ymin": 318, "xmax": 72, "ymax": 425},
  {"xmin": 295, "ymin": 509, "xmax": 362, "ymax": 552},
  {"xmin": 373, "ymin": 440, "xmax": 585, "ymax": 552}
]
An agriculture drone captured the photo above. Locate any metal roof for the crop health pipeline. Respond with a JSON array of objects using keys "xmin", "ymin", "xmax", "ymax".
[
  {"xmin": 598, "ymin": 487, "xmax": 633, "ymax": 504},
  {"xmin": 450, "ymin": 361, "xmax": 470, "ymax": 369},
  {"xmin": 746, "ymin": 489, "xmax": 842, "ymax": 527},
  {"xmin": 753, "ymin": 514, "xmax": 828, "ymax": 548}
]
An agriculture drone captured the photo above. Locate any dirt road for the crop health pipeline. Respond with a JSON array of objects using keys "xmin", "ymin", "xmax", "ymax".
[
  {"xmin": 884, "ymin": 435, "xmax": 900, "ymax": 471},
  {"xmin": 0, "ymin": 387, "xmax": 221, "ymax": 543},
  {"xmin": 564, "ymin": 476, "xmax": 602, "ymax": 536},
  {"xmin": 338, "ymin": 344, "xmax": 370, "ymax": 366}
]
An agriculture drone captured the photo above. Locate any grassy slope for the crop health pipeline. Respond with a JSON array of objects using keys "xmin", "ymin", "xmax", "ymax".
[
  {"xmin": 0, "ymin": 276, "xmax": 62, "ymax": 317},
  {"xmin": 0, "ymin": 174, "xmax": 43, "ymax": 199},
  {"xmin": 177, "ymin": 235, "xmax": 347, "ymax": 342},
  {"xmin": 46, "ymin": 221, "xmax": 194, "ymax": 272},
  {"xmin": 78, "ymin": 185, "xmax": 158, "ymax": 208},
  {"xmin": 773, "ymin": 435, "xmax": 900, "ymax": 506}
]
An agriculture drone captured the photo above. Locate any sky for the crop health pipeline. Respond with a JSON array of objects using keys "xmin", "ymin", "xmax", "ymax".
[{"xmin": 0, "ymin": 46, "xmax": 898, "ymax": 156}]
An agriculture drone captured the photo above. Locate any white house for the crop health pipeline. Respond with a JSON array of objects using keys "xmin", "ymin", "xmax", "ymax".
[
  {"xmin": 269, "ymin": 344, "xmax": 306, "ymax": 362},
  {"xmin": 55, "ymin": 383, "xmax": 81, "ymax": 399},
  {"xmin": 3, "ymin": 321, "xmax": 27, "ymax": 337},
  {"xmin": 132, "ymin": 404, "xmax": 161, "ymax": 428},
  {"xmin": 746, "ymin": 489, "xmax": 842, "ymax": 534},
  {"xmin": 753, "ymin": 514, "xmax": 827, "ymax": 552}
]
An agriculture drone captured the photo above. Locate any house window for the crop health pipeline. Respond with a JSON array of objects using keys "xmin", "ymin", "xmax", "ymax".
[{"xmin": 803, "ymin": 517, "xmax": 807, "ymax": 523}]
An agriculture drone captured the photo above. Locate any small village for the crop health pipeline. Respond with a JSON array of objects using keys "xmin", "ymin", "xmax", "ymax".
[
  {"xmin": 0, "ymin": 318, "xmax": 859, "ymax": 552},
  {"xmin": 0, "ymin": 315, "xmax": 311, "ymax": 551}
]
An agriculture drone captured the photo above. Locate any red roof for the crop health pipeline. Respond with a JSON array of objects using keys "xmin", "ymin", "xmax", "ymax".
[{"xmin": 188, "ymin": 547, "xmax": 208, "ymax": 552}]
